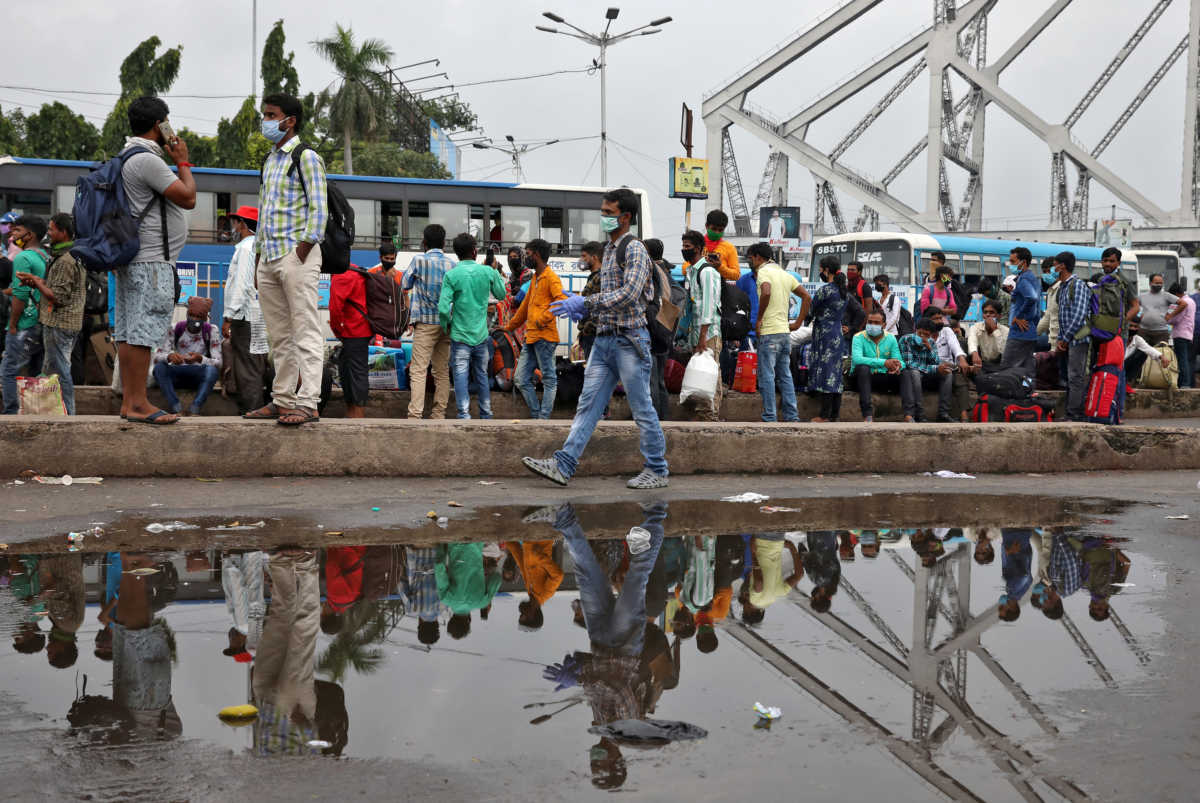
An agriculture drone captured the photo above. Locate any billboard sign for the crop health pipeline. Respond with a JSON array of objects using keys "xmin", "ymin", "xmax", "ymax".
[
  {"xmin": 758, "ymin": 206, "xmax": 807, "ymax": 251},
  {"xmin": 669, "ymin": 157, "xmax": 709, "ymax": 199},
  {"xmin": 1095, "ymin": 218, "xmax": 1133, "ymax": 248},
  {"xmin": 429, "ymin": 119, "xmax": 460, "ymax": 179}
]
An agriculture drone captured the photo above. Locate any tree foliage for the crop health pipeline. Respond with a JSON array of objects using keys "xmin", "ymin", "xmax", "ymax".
[
  {"xmin": 25, "ymin": 102, "xmax": 101, "ymax": 160},
  {"xmin": 422, "ymin": 97, "xmax": 477, "ymax": 132},
  {"xmin": 330, "ymin": 141, "xmax": 450, "ymax": 179},
  {"xmin": 261, "ymin": 19, "xmax": 300, "ymax": 97},
  {"xmin": 311, "ymin": 25, "xmax": 394, "ymax": 175},
  {"xmin": 215, "ymin": 97, "xmax": 272, "ymax": 169},
  {"xmin": 99, "ymin": 37, "xmax": 184, "ymax": 157},
  {"xmin": 0, "ymin": 106, "xmax": 27, "ymax": 156}
]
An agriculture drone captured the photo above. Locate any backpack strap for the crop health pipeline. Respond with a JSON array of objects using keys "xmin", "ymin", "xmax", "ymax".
[
  {"xmin": 172, "ymin": 321, "xmax": 186, "ymax": 350},
  {"xmin": 202, "ymin": 323, "xmax": 212, "ymax": 357},
  {"xmin": 259, "ymin": 142, "xmax": 312, "ymax": 202}
]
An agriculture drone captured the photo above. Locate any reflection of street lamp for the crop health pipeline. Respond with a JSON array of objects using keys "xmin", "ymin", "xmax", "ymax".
[
  {"xmin": 473, "ymin": 137, "xmax": 561, "ymax": 182},
  {"xmin": 536, "ymin": 8, "xmax": 673, "ymax": 185}
]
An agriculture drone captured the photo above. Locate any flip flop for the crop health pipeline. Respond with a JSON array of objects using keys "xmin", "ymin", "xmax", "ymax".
[
  {"xmin": 277, "ymin": 408, "xmax": 319, "ymax": 427},
  {"xmin": 127, "ymin": 410, "xmax": 178, "ymax": 425},
  {"xmin": 243, "ymin": 403, "xmax": 281, "ymax": 420}
]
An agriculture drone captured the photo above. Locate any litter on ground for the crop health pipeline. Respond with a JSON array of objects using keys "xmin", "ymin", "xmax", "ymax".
[{"xmin": 723, "ymin": 492, "xmax": 769, "ymax": 503}]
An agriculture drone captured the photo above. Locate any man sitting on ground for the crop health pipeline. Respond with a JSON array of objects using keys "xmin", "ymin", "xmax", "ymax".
[
  {"xmin": 967, "ymin": 299, "xmax": 1008, "ymax": 372},
  {"xmin": 850, "ymin": 308, "xmax": 903, "ymax": 422},
  {"xmin": 152, "ymin": 296, "xmax": 222, "ymax": 415},
  {"xmin": 898, "ymin": 317, "xmax": 955, "ymax": 424}
]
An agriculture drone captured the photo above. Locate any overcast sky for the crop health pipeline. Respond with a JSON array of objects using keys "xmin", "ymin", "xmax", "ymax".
[{"xmin": 2, "ymin": 0, "xmax": 1193, "ymax": 256}]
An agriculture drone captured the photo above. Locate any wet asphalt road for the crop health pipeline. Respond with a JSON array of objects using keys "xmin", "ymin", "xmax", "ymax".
[{"xmin": 1, "ymin": 471, "xmax": 1197, "ymax": 801}]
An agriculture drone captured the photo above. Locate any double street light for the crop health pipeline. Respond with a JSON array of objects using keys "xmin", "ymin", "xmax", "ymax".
[
  {"xmin": 536, "ymin": 8, "xmax": 672, "ymax": 186},
  {"xmin": 473, "ymin": 135, "xmax": 561, "ymax": 182}
]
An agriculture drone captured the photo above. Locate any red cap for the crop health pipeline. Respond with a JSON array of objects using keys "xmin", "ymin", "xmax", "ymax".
[
  {"xmin": 231, "ymin": 205, "xmax": 259, "ymax": 223},
  {"xmin": 233, "ymin": 651, "xmax": 253, "ymax": 663}
]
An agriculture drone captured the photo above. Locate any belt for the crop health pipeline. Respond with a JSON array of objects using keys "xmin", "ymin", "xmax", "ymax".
[{"xmin": 596, "ymin": 325, "xmax": 641, "ymax": 336}]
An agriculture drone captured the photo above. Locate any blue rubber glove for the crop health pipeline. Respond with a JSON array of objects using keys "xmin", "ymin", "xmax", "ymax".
[
  {"xmin": 541, "ymin": 653, "xmax": 580, "ymax": 691},
  {"xmin": 550, "ymin": 294, "xmax": 587, "ymax": 322}
]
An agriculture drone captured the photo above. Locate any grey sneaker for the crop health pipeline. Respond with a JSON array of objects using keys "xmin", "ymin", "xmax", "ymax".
[
  {"xmin": 521, "ymin": 504, "xmax": 566, "ymax": 525},
  {"xmin": 626, "ymin": 470, "xmax": 669, "ymax": 490},
  {"xmin": 522, "ymin": 456, "xmax": 569, "ymax": 487}
]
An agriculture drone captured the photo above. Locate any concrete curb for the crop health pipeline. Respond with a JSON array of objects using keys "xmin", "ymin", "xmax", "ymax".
[{"xmin": 2, "ymin": 416, "xmax": 1198, "ymax": 478}]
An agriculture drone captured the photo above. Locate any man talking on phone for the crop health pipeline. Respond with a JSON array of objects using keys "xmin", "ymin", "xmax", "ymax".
[
  {"xmin": 243, "ymin": 93, "xmax": 329, "ymax": 426},
  {"xmin": 116, "ymin": 96, "xmax": 197, "ymax": 424}
]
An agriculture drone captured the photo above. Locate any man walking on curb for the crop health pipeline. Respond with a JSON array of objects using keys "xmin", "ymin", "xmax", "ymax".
[
  {"xmin": 403, "ymin": 224, "xmax": 454, "ymax": 420},
  {"xmin": 522, "ymin": 188, "xmax": 668, "ymax": 489}
]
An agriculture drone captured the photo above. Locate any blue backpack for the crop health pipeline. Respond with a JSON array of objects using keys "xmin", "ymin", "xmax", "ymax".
[{"xmin": 71, "ymin": 147, "xmax": 168, "ymax": 272}]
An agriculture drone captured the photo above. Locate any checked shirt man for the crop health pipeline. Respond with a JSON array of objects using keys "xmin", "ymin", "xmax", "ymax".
[{"xmin": 522, "ymin": 189, "xmax": 668, "ymax": 490}]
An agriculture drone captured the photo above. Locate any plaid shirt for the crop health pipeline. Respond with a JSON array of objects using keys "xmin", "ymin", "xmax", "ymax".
[
  {"xmin": 256, "ymin": 138, "xmax": 328, "ymax": 262},
  {"xmin": 402, "ymin": 547, "xmax": 442, "ymax": 621},
  {"xmin": 586, "ymin": 234, "xmax": 653, "ymax": 332},
  {"xmin": 39, "ymin": 246, "xmax": 86, "ymax": 332},
  {"xmin": 575, "ymin": 269, "xmax": 603, "ymax": 337},
  {"xmin": 402, "ymin": 249, "xmax": 455, "ymax": 325},
  {"xmin": 1056, "ymin": 274, "xmax": 1091, "ymax": 343},
  {"xmin": 898, "ymin": 333, "xmax": 939, "ymax": 374},
  {"xmin": 1048, "ymin": 535, "xmax": 1083, "ymax": 597}
]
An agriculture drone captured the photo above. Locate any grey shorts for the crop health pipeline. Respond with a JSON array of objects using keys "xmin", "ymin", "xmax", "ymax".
[{"xmin": 114, "ymin": 261, "xmax": 175, "ymax": 348}]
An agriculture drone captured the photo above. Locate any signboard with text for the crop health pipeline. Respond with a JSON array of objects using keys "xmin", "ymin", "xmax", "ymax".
[
  {"xmin": 1095, "ymin": 218, "xmax": 1133, "ymax": 248},
  {"xmin": 669, "ymin": 157, "xmax": 709, "ymax": 199}
]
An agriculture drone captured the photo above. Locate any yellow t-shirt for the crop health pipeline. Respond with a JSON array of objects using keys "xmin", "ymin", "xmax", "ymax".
[
  {"xmin": 749, "ymin": 538, "xmax": 791, "ymax": 608},
  {"xmin": 756, "ymin": 263, "xmax": 800, "ymax": 336}
]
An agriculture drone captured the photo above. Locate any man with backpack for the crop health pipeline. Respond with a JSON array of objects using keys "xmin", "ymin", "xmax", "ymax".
[
  {"xmin": 246, "ymin": 93, "xmax": 328, "ymax": 427},
  {"xmin": 152, "ymin": 296, "xmax": 223, "ymax": 416},
  {"xmin": 1000, "ymin": 246, "xmax": 1042, "ymax": 378},
  {"xmin": 112, "ymin": 97, "xmax": 196, "ymax": 425},
  {"xmin": 15, "ymin": 214, "xmax": 86, "ymax": 415},
  {"xmin": 2, "ymin": 215, "xmax": 49, "ymax": 414},
  {"xmin": 874, "ymin": 275, "xmax": 911, "ymax": 336},
  {"xmin": 644, "ymin": 238, "xmax": 678, "ymax": 420},
  {"xmin": 680, "ymin": 230, "xmax": 723, "ymax": 421},
  {"xmin": 439, "ymin": 232, "xmax": 507, "ymax": 419},
  {"xmin": 525, "ymin": 188, "xmax": 668, "ymax": 489},
  {"xmin": 1052, "ymin": 252, "xmax": 1091, "ymax": 421}
]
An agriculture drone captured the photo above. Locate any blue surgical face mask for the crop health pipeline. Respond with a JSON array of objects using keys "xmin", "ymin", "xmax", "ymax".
[
  {"xmin": 1042, "ymin": 272, "xmax": 1055, "ymax": 283},
  {"xmin": 998, "ymin": 594, "xmax": 1010, "ymax": 605},
  {"xmin": 872, "ymin": 288, "xmax": 883, "ymax": 302},
  {"xmin": 260, "ymin": 118, "xmax": 287, "ymax": 143},
  {"xmin": 599, "ymin": 215, "xmax": 620, "ymax": 233},
  {"xmin": 865, "ymin": 323, "xmax": 883, "ymax": 337},
  {"xmin": 1006, "ymin": 263, "xmax": 1020, "ymax": 275}
]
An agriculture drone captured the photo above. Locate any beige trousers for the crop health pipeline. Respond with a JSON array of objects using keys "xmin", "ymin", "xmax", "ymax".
[
  {"xmin": 408, "ymin": 322, "xmax": 452, "ymax": 418},
  {"xmin": 257, "ymin": 246, "xmax": 323, "ymax": 411},
  {"xmin": 252, "ymin": 552, "xmax": 319, "ymax": 722}
]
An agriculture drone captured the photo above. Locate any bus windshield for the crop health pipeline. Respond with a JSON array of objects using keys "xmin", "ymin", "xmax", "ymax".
[
  {"xmin": 811, "ymin": 239, "xmax": 912, "ymax": 284},
  {"xmin": 1136, "ymin": 253, "xmax": 1180, "ymax": 287}
]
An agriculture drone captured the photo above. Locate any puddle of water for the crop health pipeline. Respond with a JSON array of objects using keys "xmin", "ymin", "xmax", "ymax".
[{"xmin": 0, "ymin": 501, "xmax": 1164, "ymax": 801}]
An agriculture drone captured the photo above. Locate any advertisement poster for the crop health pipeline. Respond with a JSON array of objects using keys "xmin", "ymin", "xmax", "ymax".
[
  {"xmin": 429, "ymin": 120, "xmax": 460, "ymax": 179},
  {"xmin": 758, "ymin": 206, "xmax": 807, "ymax": 251},
  {"xmin": 1095, "ymin": 218, "xmax": 1133, "ymax": 248},
  {"xmin": 669, "ymin": 157, "xmax": 709, "ymax": 199},
  {"xmin": 176, "ymin": 260, "xmax": 197, "ymax": 304}
]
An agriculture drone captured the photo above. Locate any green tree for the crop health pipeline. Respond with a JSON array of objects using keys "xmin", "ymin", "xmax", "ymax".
[
  {"xmin": 177, "ymin": 127, "xmax": 218, "ymax": 166},
  {"xmin": 311, "ymin": 25, "xmax": 394, "ymax": 175},
  {"xmin": 215, "ymin": 97, "xmax": 270, "ymax": 169},
  {"xmin": 330, "ymin": 141, "xmax": 449, "ymax": 179},
  {"xmin": 0, "ymin": 106, "xmax": 26, "ymax": 155},
  {"xmin": 24, "ymin": 102, "xmax": 101, "ymax": 160},
  {"xmin": 261, "ymin": 19, "xmax": 300, "ymax": 96},
  {"xmin": 98, "ymin": 37, "xmax": 183, "ymax": 157},
  {"xmin": 421, "ymin": 97, "xmax": 477, "ymax": 132}
]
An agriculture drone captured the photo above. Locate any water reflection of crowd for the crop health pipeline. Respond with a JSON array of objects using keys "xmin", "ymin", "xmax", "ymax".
[{"xmin": 0, "ymin": 517, "xmax": 1134, "ymax": 783}]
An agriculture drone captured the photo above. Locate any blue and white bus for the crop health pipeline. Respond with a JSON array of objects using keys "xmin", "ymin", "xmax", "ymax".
[{"xmin": 809, "ymin": 231, "xmax": 1143, "ymax": 320}]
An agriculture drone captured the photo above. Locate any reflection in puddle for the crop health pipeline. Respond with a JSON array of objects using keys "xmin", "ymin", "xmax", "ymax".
[{"xmin": 0, "ymin": 505, "xmax": 1155, "ymax": 799}]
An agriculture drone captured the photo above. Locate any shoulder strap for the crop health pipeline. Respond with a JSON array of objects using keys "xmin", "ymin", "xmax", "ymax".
[
  {"xmin": 289, "ymin": 144, "xmax": 312, "ymax": 202},
  {"xmin": 172, "ymin": 321, "xmax": 185, "ymax": 349},
  {"xmin": 615, "ymin": 233, "xmax": 634, "ymax": 267},
  {"xmin": 202, "ymin": 323, "xmax": 212, "ymax": 356}
]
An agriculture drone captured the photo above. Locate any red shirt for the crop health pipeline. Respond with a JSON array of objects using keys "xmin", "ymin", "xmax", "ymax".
[
  {"xmin": 329, "ymin": 270, "xmax": 373, "ymax": 338},
  {"xmin": 325, "ymin": 546, "xmax": 366, "ymax": 612}
]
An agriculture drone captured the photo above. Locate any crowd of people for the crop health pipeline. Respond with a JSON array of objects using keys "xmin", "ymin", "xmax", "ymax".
[{"xmin": 4, "ymin": 511, "xmax": 1130, "ymax": 784}]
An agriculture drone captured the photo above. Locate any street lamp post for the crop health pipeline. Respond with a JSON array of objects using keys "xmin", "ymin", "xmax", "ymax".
[
  {"xmin": 536, "ymin": 8, "xmax": 672, "ymax": 186},
  {"xmin": 473, "ymin": 136, "xmax": 561, "ymax": 183}
]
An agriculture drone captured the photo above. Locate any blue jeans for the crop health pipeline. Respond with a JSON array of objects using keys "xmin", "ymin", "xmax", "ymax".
[
  {"xmin": 756, "ymin": 333, "xmax": 798, "ymax": 422},
  {"xmin": 451, "ymin": 340, "xmax": 493, "ymax": 419},
  {"xmin": 554, "ymin": 328, "xmax": 668, "ymax": 479},
  {"xmin": 1, "ymin": 324, "xmax": 42, "ymax": 414},
  {"xmin": 555, "ymin": 502, "xmax": 665, "ymax": 655},
  {"xmin": 1175, "ymin": 337, "xmax": 1194, "ymax": 389},
  {"xmin": 514, "ymin": 339, "xmax": 558, "ymax": 419},
  {"xmin": 42, "ymin": 326, "xmax": 78, "ymax": 415},
  {"xmin": 152, "ymin": 362, "xmax": 219, "ymax": 413}
]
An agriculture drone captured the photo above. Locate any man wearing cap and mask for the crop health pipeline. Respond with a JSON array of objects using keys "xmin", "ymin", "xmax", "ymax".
[
  {"xmin": 151, "ymin": 296, "xmax": 223, "ymax": 415},
  {"xmin": 222, "ymin": 206, "xmax": 269, "ymax": 414}
]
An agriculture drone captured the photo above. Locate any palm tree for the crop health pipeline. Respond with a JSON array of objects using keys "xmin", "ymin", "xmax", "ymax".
[{"xmin": 311, "ymin": 25, "xmax": 394, "ymax": 175}]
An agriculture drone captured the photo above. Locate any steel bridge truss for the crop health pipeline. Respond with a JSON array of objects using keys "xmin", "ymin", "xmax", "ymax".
[{"xmin": 701, "ymin": 0, "xmax": 1200, "ymax": 236}]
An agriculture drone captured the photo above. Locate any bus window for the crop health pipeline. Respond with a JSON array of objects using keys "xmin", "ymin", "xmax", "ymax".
[
  {"xmin": 490, "ymin": 205, "xmax": 539, "ymax": 248},
  {"xmin": 541, "ymin": 207, "xmax": 564, "ymax": 249},
  {"xmin": 982, "ymin": 256, "xmax": 1002, "ymax": 279},
  {"xmin": 816, "ymin": 239, "xmax": 911, "ymax": 285},
  {"xmin": 568, "ymin": 208, "xmax": 601, "ymax": 248},
  {"xmin": 349, "ymin": 199, "xmax": 378, "ymax": 247},
  {"xmin": 408, "ymin": 202, "xmax": 469, "ymax": 247},
  {"xmin": 960, "ymin": 254, "xmax": 981, "ymax": 288},
  {"xmin": 55, "ymin": 185, "xmax": 75, "ymax": 216},
  {"xmin": 189, "ymin": 191, "xmax": 216, "ymax": 242},
  {"xmin": 469, "ymin": 203, "xmax": 486, "ymax": 241},
  {"xmin": 918, "ymin": 253, "xmax": 931, "ymax": 284},
  {"xmin": 381, "ymin": 200, "xmax": 403, "ymax": 243}
]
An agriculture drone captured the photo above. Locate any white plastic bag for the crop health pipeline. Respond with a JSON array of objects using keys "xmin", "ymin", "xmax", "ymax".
[
  {"xmin": 679, "ymin": 350, "xmax": 719, "ymax": 405},
  {"xmin": 789, "ymin": 324, "xmax": 813, "ymax": 348}
]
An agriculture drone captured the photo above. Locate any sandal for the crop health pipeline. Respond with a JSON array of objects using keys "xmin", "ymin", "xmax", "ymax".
[
  {"xmin": 127, "ymin": 410, "xmax": 179, "ymax": 425},
  {"xmin": 277, "ymin": 408, "xmax": 319, "ymax": 427},
  {"xmin": 243, "ymin": 403, "xmax": 281, "ymax": 420}
]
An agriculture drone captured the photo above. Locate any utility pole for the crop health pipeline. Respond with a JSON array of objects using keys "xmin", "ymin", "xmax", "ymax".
[
  {"xmin": 681, "ymin": 103, "xmax": 694, "ymax": 231},
  {"xmin": 251, "ymin": 0, "xmax": 257, "ymax": 100}
]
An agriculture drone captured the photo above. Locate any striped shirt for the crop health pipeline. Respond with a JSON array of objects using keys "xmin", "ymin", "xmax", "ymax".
[
  {"xmin": 256, "ymin": 138, "xmax": 328, "ymax": 262},
  {"xmin": 686, "ymin": 265, "xmax": 722, "ymax": 347},
  {"xmin": 402, "ymin": 249, "xmax": 455, "ymax": 325},
  {"xmin": 403, "ymin": 547, "xmax": 442, "ymax": 621},
  {"xmin": 1056, "ymin": 275, "xmax": 1091, "ymax": 343},
  {"xmin": 899, "ymin": 333, "xmax": 940, "ymax": 374},
  {"xmin": 586, "ymin": 233, "xmax": 653, "ymax": 332}
]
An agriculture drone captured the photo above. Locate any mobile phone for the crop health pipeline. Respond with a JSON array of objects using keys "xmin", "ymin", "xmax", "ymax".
[{"xmin": 158, "ymin": 120, "xmax": 177, "ymax": 143}]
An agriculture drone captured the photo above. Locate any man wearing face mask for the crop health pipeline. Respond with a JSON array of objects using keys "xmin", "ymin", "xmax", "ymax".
[
  {"xmin": 1137, "ymin": 273, "xmax": 1177, "ymax": 347},
  {"xmin": 222, "ymin": 207, "xmax": 268, "ymax": 415},
  {"xmin": 1000, "ymin": 246, "xmax": 1042, "ymax": 378},
  {"xmin": 246, "ymin": 92, "xmax": 328, "ymax": 427},
  {"xmin": 526, "ymin": 189, "xmax": 669, "ymax": 489},
  {"xmin": 1053, "ymin": 252, "xmax": 1092, "ymax": 421},
  {"xmin": 2, "ymin": 215, "xmax": 49, "ymax": 414},
  {"xmin": 701, "ymin": 210, "xmax": 740, "ymax": 281},
  {"xmin": 152, "ymin": 296, "xmax": 222, "ymax": 416}
]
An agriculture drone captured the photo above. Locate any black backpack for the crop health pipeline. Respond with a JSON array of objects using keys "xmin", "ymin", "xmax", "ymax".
[
  {"xmin": 346, "ymin": 267, "xmax": 408, "ymax": 339},
  {"xmin": 701, "ymin": 263, "xmax": 752, "ymax": 341},
  {"xmin": 974, "ymin": 366, "xmax": 1033, "ymax": 398},
  {"xmin": 887, "ymin": 293, "xmax": 915, "ymax": 336},
  {"xmin": 83, "ymin": 270, "xmax": 109, "ymax": 315},
  {"xmin": 615, "ymin": 235, "xmax": 676, "ymax": 355},
  {"xmin": 260, "ymin": 144, "xmax": 354, "ymax": 274}
]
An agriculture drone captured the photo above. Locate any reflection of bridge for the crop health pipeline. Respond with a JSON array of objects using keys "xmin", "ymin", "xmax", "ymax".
[
  {"xmin": 703, "ymin": 0, "xmax": 1200, "ymax": 247},
  {"xmin": 729, "ymin": 540, "xmax": 1148, "ymax": 801}
]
